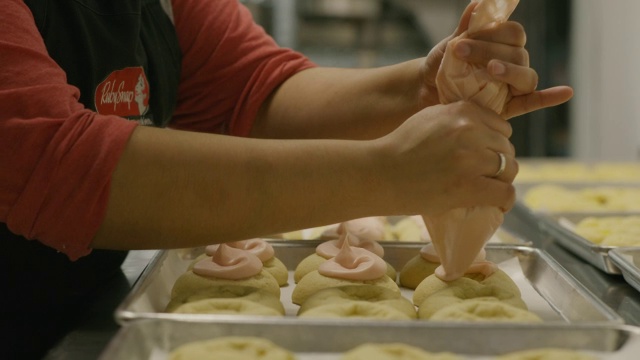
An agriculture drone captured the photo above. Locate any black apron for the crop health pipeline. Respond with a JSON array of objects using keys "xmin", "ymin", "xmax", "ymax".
[{"xmin": 1, "ymin": 0, "xmax": 181, "ymax": 358}]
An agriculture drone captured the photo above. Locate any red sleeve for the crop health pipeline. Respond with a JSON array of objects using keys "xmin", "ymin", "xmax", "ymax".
[
  {"xmin": 0, "ymin": 0, "xmax": 138, "ymax": 260},
  {"xmin": 170, "ymin": 0, "xmax": 316, "ymax": 136}
]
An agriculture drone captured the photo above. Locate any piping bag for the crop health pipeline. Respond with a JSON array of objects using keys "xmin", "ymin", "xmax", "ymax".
[{"xmin": 423, "ymin": 0, "xmax": 519, "ymax": 281}]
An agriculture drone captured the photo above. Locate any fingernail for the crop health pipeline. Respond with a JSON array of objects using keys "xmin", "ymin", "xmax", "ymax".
[
  {"xmin": 455, "ymin": 43, "xmax": 471, "ymax": 58},
  {"xmin": 491, "ymin": 62, "xmax": 506, "ymax": 75}
]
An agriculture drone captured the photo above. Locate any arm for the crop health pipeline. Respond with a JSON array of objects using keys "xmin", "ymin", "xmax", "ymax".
[{"xmin": 93, "ymin": 101, "xmax": 517, "ymax": 250}]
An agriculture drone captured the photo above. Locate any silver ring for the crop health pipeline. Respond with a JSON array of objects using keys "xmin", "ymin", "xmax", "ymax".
[{"xmin": 494, "ymin": 152, "xmax": 506, "ymax": 177}]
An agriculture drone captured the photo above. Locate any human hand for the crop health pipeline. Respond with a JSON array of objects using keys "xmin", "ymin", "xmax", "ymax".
[
  {"xmin": 372, "ymin": 101, "xmax": 517, "ymax": 216},
  {"xmin": 419, "ymin": 2, "xmax": 573, "ymax": 118}
]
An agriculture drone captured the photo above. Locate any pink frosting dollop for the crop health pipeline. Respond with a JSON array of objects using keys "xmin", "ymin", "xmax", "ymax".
[
  {"xmin": 193, "ymin": 243, "xmax": 263, "ymax": 280},
  {"xmin": 318, "ymin": 239, "xmax": 387, "ymax": 281},
  {"xmin": 321, "ymin": 217, "xmax": 386, "ymax": 241},
  {"xmin": 205, "ymin": 239, "xmax": 275, "ymax": 262},
  {"xmin": 316, "ymin": 232, "xmax": 385, "ymax": 259}
]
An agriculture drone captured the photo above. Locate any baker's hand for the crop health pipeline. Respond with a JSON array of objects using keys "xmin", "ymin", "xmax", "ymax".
[
  {"xmin": 419, "ymin": 2, "xmax": 573, "ymax": 118},
  {"xmin": 373, "ymin": 101, "xmax": 517, "ymax": 216}
]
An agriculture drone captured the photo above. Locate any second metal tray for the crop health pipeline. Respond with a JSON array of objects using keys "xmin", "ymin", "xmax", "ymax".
[{"xmin": 610, "ymin": 247, "xmax": 640, "ymax": 293}]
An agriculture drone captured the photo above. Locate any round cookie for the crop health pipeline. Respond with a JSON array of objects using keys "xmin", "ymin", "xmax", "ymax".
[
  {"xmin": 171, "ymin": 269, "xmax": 280, "ymax": 300},
  {"xmin": 297, "ymin": 285, "xmax": 416, "ymax": 319},
  {"xmin": 262, "ymin": 256, "xmax": 289, "ymax": 287},
  {"xmin": 429, "ymin": 300, "xmax": 543, "ymax": 323},
  {"xmin": 398, "ymin": 255, "xmax": 439, "ymax": 289},
  {"xmin": 165, "ymin": 285, "xmax": 284, "ymax": 314},
  {"xmin": 298, "ymin": 300, "xmax": 412, "ymax": 321},
  {"xmin": 413, "ymin": 269, "xmax": 520, "ymax": 306},
  {"xmin": 416, "ymin": 277, "xmax": 527, "ymax": 319},
  {"xmin": 496, "ymin": 348, "xmax": 597, "ymax": 360},
  {"xmin": 292, "ymin": 269, "xmax": 400, "ymax": 305},
  {"xmin": 171, "ymin": 298, "xmax": 283, "ymax": 317},
  {"xmin": 294, "ymin": 253, "xmax": 397, "ymax": 283},
  {"xmin": 169, "ymin": 336, "xmax": 295, "ymax": 360},
  {"xmin": 342, "ymin": 343, "xmax": 461, "ymax": 360}
]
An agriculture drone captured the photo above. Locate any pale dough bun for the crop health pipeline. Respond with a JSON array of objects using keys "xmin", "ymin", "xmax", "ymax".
[
  {"xmin": 263, "ymin": 257, "xmax": 289, "ymax": 286},
  {"xmin": 298, "ymin": 300, "xmax": 412, "ymax": 321},
  {"xmin": 171, "ymin": 269, "xmax": 280, "ymax": 300},
  {"xmin": 189, "ymin": 253, "xmax": 289, "ymax": 287},
  {"xmin": 416, "ymin": 277, "xmax": 527, "ymax": 319},
  {"xmin": 291, "ymin": 270, "xmax": 400, "ymax": 305},
  {"xmin": 342, "ymin": 343, "xmax": 462, "ymax": 360},
  {"xmin": 429, "ymin": 300, "xmax": 543, "ymax": 323},
  {"xmin": 398, "ymin": 255, "xmax": 440, "ymax": 289},
  {"xmin": 165, "ymin": 285, "xmax": 284, "ymax": 314},
  {"xmin": 294, "ymin": 253, "xmax": 397, "ymax": 283},
  {"xmin": 169, "ymin": 336, "xmax": 295, "ymax": 360},
  {"xmin": 496, "ymin": 348, "xmax": 597, "ymax": 360},
  {"xmin": 297, "ymin": 285, "xmax": 416, "ymax": 319},
  {"xmin": 171, "ymin": 298, "xmax": 283, "ymax": 316},
  {"xmin": 413, "ymin": 269, "xmax": 520, "ymax": 306}
]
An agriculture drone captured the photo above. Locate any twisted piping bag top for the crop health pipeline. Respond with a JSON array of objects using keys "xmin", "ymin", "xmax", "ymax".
[{"xmin": 425, "ymin": 0, "xmax": 519, "ymax": 281}]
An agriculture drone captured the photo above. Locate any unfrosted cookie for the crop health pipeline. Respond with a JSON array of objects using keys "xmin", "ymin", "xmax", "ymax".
[
  {"xmin": 297, "ymin": 285, "xmax": 416, "ymax": 319},
  {"xmin": 416, "ymin": 276, "xmax": 527, "ymax": 319},
  {"xmin": 429, "ymin": 300, "xmax": 542, "ymax": 323},
  {"xmin": 413, "ymin": 269, "xmax": 520, "ymax": 306},
  {"xmin": 398, "ymin": 255, "xmax": 440, "ymax": 289},
  {"xmin": 165, "ymin": 285, "xmax": 284, "ymax": 314},
  {"xmin": 172, "ymin": 298, "xmax": 283, "ymax": 317},
  {"xmin": 342, "ymin": 343, "xmax": 461, "ymax": 360},
  {"xmin": 298, "ymin": 300, "xmax": 411, "ymax": 321},
  {"xmin": 169, "ymin": 336, "xmax": 295, "ymax": 360}
]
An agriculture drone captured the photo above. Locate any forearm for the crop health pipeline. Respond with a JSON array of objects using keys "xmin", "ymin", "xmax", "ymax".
[
  {"xmin": 251, "ymin": 58, "xmax": 426, "ymax": 140},
  {"xmin": 92, "ymin": 126, "xmax": 389, "ymax": 250}
]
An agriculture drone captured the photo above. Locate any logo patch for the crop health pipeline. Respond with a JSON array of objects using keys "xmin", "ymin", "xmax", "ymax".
[{"xmin": 95, "ymin": 67, "xmax": 150, "ymax": 118}]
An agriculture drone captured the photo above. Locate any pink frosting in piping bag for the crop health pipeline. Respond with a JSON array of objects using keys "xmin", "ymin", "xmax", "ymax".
[
  {"xmin": 420, "ymin": 243, "xmax": 497, "ymax": 277},
  {"xmin": 205, "ymin": 239, "xmax": 275, "ymax": 262},
  {"xmin": 316, "ymin": 231, "xmax": 385, "ymax": 259},
  {"xmin": 424, "ymin": 0, "xmax": 519, "ymax": 281},
  {"xmin": 318, "ymin": 238, "xmax": 387, "ymax": 281},
  {"xmin": 193, "ymin": 243, "xmax": 263, "ymax": 280}
]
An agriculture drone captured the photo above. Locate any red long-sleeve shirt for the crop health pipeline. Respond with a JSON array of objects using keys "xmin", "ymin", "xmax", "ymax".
[{"xmin": 0, "ymin": 0, "xmax": 315, "ymax": 260}]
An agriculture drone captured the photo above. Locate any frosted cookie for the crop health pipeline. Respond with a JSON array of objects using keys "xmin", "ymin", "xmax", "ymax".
[
  {"xmin": 320, "ymin": 216, "xmax": 389, "ymax": 241},
  {"xmin": 203, "ymin": 239, "xmax": 289, "ymax": 286},
  {"xmin": 299, "ymin": 300, "xmax": 412, "ymax": 321},
  {"xmin": 172, "ymin": 298, "xmax": 283, "ymax": 317},
  {"xmin": 416, "ymin": 276, "xmax": 527, "ymax": 319},
  {"xmin": 429, "ymin": 300, "xmax": 542, "ymax": 323},
  {"xmin": 297, "ymin": 285, "xmax": 416, "ymax": 319},
  {"xmin": 342, "ymin": 343, "xmax": 461, "ymax": 360},
  {"xmin": 413, "ymin": 268, "xmax": 519, "ymax": 306},
  {"xmin": 294, "ymin": 232, "xmax": 396, "ymax": 283},
  {"xmin": 496, "ymin": 348, "xmax": 597, "ymax": 360},
  {"xmin": 171, "ymin": 244, "xmax": 280, "ymax": 301},
  {"xmin": 292, "ymin": 240, "xmax": 400, "ymax": 305},
  {"xmin": 169, "ymin": 336, "xmax": 295, "ymax": 360},
  {"xmin": 165, "ymin": 285, "xmax": 284, "ymax": 314}
]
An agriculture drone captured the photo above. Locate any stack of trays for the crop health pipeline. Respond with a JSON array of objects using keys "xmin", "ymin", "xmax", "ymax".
[
  {"xmin": 510, "ymin": 160, "xmax": 640, "ymax": 283},
  {"xmin": 103, "ymin": 241, "xmax": 628, "ymax": 358}
]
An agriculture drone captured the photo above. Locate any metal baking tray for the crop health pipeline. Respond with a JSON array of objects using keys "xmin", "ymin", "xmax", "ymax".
[
  {"xmin": 115, "ymin": 241, "xmax": 622, "ymax": 324},
  {"xmin": 98, "ymin": 319, "xmax": 640, "ymax": 359},
  {"xmin": 610, "ymin": 248, "xmax": 640, "ymax": 293},
  {"xmin": 537, "ymin": 213, "xmax": 626, "ymax": 275}
]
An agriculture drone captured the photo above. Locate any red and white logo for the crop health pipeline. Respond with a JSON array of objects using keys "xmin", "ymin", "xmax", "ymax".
[{"xmin": 95, "ymin": 67, "xmax": 150, "ymax": 117}]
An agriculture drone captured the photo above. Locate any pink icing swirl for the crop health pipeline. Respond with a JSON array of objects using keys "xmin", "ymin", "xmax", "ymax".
[
  {"xmin": 193, "ymin": 243, "xmax": 263, "ymax": 280},
  {"xmin": 318, "ymin": 239, "xmax": 387, "ymax": 281},
  {"xmin": 321, "ymin": 217, "xmax": 386, "ymax": 241},
  {"xmin": 316, "ymin": 232, "xmax": 384, "ymax": 259},
  {"xmin": 205, "ymin": 239, "xmax": 275, "ymax": 262}
]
